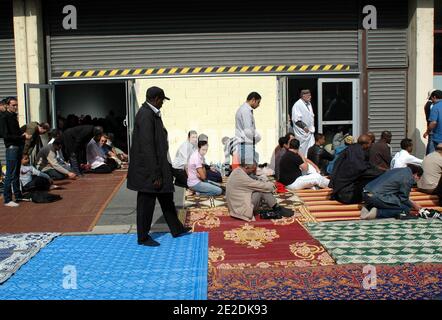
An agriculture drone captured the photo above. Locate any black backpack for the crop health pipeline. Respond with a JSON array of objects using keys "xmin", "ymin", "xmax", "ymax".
[{"xmin": 31, "ymin": 191, "xmax": 62, "ymax": 203}]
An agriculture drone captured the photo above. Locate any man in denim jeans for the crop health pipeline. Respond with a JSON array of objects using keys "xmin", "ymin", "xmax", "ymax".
[
  {"xmin": 360, "ymin": 164, "xmax": 423, "ymax": 220},
  {"xmin": 2, "ymin": 97, "xmax": 31, "ymax": 207}
]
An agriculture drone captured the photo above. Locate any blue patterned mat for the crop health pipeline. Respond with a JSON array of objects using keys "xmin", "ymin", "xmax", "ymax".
[
  {"xmin": 0, "ymin": 233, "xmax": 59, "ymax": 284},
  {"xmin": 0, "ymin": 233, "xmax": 208, "ymax": 300}
]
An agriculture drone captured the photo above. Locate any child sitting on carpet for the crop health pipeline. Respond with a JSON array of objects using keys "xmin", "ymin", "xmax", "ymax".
[{"xmin": 20, "ymin": 155, "xmax": 57, "ymax": 192}]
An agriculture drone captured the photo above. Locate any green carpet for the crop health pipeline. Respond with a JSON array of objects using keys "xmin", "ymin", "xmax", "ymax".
[{"xmin": 306, "ymin": 219, "xmax": 442, "ymax": 264}]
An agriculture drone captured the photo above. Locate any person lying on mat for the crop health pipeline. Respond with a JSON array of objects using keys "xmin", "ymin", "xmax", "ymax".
[
  {"xmin": 329, "ymin": 134, "xmax": 383, "ymax": 204},
  {"xmin": 187, "ymin": 140, "xmax": 223, "ymax": 196},
  {"xmin": 360, "ymin": 164, "xmax": 423, "ymax": 220},
  {"xmin": 278, "ymin": 139, "xmax": 330, "ymax": 190},
  {"xmin": 226, "ymin": 161, "xmax": 294, "ymax": 222}
]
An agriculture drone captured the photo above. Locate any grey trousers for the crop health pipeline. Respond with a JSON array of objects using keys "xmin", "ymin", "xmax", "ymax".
[{"xmin": 251, "ymin": 192, "xmax": 277, "ymax": 210}]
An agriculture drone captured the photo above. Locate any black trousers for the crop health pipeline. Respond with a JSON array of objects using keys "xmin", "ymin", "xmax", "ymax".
[
  {"xmin": 91, "ymin": 159, "xmax": 119, "ymax": 174},
  {"xmin": 136, "ymin": 192, "xmax": 185, "ymax": 242},
  {"xmin": 45, "ymin": 169, "xmax": 67, "ymax": 181},
  {"xmin": 172, "ymin": 168, "xmax": 188, "ymax": 188},
  {"xmin": 23, "ymin": 176, "xmax": 51, "ymax": 192}
]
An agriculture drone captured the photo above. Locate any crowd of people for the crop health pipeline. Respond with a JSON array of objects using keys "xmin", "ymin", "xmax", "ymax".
[
  {"xmin": 2, "ymin": 85, "xmax": 441, "ymax": 245},
  {"xmin": 0, "ymin": 97, "xmax": 128, "ymax": 207}
]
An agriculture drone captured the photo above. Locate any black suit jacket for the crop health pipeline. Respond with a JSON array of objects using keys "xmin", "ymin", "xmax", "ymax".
[
  {"xmin": 127, "ymin": 103, "xmax": 174, "ymax": 193},
  {"xmin": 62, "ymin": 125, "xmax": 95, "ymax": 156}
]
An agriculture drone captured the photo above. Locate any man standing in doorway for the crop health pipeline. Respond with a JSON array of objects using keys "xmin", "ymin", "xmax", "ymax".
[
  {"xmin": 292, "ymin": 89, "xmax": 315, "ymax": 156},
  {"xmin": 127, "ymin": 86, "xmax": 190, "ymax": 246},
  {"xmin": 234, "ymin": 92, "xmax": 262, "ymax": 167}
]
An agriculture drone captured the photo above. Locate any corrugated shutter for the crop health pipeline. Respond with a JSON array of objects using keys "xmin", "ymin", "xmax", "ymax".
[
  {"xmin": 364, "ymin": 0, "xmax": 408, "ymax": 69},
  {"xmin": 0, "ymin": 0, "xmax": 17, "ymax": 98},
  {"xmin": 45, "ymin": 0, "xmax": 359, "ymax": 77},
  {"xmin": 368, "ymin": 71, "xmax": 407, "ymax": 153},
  {"xmin": 367, "ymin": 30, "xmax": 408, "ymax": 68}
]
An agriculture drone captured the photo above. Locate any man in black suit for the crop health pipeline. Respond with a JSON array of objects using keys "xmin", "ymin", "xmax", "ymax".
[{"xmin": 127, "ymin": 87, "xmax": 191, "ymax": 246}]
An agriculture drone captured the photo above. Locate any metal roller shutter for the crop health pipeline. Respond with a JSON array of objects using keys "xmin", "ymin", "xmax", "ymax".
[
  {"xmin": 0, "ymin": 0, "xmax": 17, "ymax": 98},
  {"xmin": 364, "ymin": 0, "xmax": 409, "ymax": 69},
  {"xmin": 367, "ymin": 29, "xmax": 408, "ymax": 68},
  {"xmin": 44, "ymin": 0, "xmax": 360, "ymax": 77},
  {"xmin": 0, "ymin": 0, "xmax": 16, "ymax": 167},
  {"xmin": 368, "ymin": 71, "xmax": 407, "ymax": 153}
]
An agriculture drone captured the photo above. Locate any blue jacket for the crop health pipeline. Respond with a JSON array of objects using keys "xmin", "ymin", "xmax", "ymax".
[{"xmin": 364, "ymin": 167, "xmax": 415, "ymax": 207}]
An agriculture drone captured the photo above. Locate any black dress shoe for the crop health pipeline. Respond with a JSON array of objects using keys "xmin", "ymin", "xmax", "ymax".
[
  {"xmin": 172, "ymin": 227, "xmax": 192, "ymax": 238},
  {"xmin": 138, "ymin": 235, "xmax": 160, "ymax": 246},
  {"xmin": 274, "ymin": 205, "xmax": 294, "ymax": 217}
]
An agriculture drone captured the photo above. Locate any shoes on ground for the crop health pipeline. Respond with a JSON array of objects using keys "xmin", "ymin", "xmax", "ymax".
[
  {"xmin": 4, "ymin": 201, "xmax": 19, "ymax": 207},
  {"xmin": 172, "ymin": 227, "xmax": 192, "ymax": 238},
  {"xmin": 360, "ymin": 206, "xmax": 377, "ymax": 220},
  {"xmin": 138, "ymin": 235, "xmax": 160, "ymax": 247},
  {"xmin": 273, "ymin": 205, "xmax": 294, "ymax": 217}
]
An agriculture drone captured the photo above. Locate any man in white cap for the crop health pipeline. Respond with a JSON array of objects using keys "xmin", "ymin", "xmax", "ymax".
[{"xmin": 292, "ymin": 89, "xmax": 315, "ymax": 156}]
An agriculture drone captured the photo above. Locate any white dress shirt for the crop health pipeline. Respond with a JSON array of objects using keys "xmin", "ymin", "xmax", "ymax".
[{"xmin": 391, "ymin": 149, "xmax": 423, "ymax": 169}]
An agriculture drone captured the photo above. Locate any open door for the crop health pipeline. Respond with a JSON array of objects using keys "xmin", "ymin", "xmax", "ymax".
[
  {"xmin": 24, "ymin": 83, "xmax": 56, "ymax": 128},
  {"xmin": 125, "ymin": 79, "xmax": 138, "ymax": 158},
  {"xmin": 277, "ymin": 76, "xmax": 289, "ymax": 136},
  {"xmin": 317, "ymin": 78, "xmax": 359, "ymax": 144}
]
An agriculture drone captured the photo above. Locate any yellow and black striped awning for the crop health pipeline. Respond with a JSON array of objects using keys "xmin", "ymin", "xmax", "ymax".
[{"xmin": 56, "ymin": 64, "xmax": 355, "ymax": 79}]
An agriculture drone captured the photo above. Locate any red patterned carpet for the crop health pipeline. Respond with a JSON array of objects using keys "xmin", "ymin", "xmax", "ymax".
[
  {"xmin": 186, "ymin": 206, "xmax": 334, "ymax": 269},
  {"xmin": 209, "ymin": 263, "xmax": 442, "ymax": 300}
]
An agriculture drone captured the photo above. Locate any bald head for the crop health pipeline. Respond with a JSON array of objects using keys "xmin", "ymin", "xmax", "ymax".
[
  {"xmin": 358, "ymin": 134, "xmax": 373, "ymax": 150},
  {"xmin": 367, "ymin": 132, "xmax": 376, "ymax": 144}
]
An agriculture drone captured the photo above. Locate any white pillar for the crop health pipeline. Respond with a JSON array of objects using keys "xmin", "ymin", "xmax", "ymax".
[
  {"xmin": 408, "ymin": 0, "xmax": 434, "ymax": 158},
  {"xmin": 13, "ymin": 0, "xmax": 46, "ymax": 125}
]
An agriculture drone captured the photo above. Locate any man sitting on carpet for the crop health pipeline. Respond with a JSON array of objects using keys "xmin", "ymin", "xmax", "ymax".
[
  {"xmin": 36, "ymin": 138, "xmax": 77, "ymax": 181},
  {"xmin": 330, "ymin": 134, "xmax": 383, "ymax": 204},
  {"xmin": 360, "ymin": 164, "xmax": 423, "ymax": 220},
  {"xmin": 279, "ymin": 139, "xmax": 330, "ymax": 190},
  {"xmin": 269, "ymin": 135, "xmax": 290, "ymax": 181},
  {"xmin": 307, "ymin": 133, "xmax": 334, "ymax": 175},
  {"xmin": 418, "ymin": 143, "xmax": 442, "ymax": 195},
  {"xmin": 369, "ymin": 130, "xmax": 393, "ymax": 172},
  {"xmin": 226, "ymin": 162, "xmax": 294, "ymax": 222}
]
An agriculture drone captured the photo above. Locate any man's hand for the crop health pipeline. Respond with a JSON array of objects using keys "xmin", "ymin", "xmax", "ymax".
[
  {"xmin": 153, "ymin": 179, "xmax": 162, "ymax": 190},
  {"xmin": 304, "ymin": 127, "xmax": 310, "ymax": 134},
  {"xmin": 423, "ymin": 131, "xmax": 429, "ymax": 139},
  {"xmin": 22, "ymin": 133, "xmax": 32, "ymax": 139},
  {"xmin": 67, "ymin": 172, "xmax": 77, "ymax": 180}
]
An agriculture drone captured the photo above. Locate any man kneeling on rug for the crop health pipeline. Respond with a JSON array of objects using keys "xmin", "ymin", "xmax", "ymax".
[
  {"xmin": 360, "ymin": 164, "xmax": 423, "ymax": 220},
  {"xmin": 226, "ymin": 161, "xmax": 294, "ymax": 221}
]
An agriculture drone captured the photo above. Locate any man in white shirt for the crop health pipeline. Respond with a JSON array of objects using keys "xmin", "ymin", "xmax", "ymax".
[
  {"xmin": 172, "ymin": 130, "xmax": 198, "ymax": 188},
  {"xmin": 86, "ymin": 131, "xmax": 115, "ymax": 174},
  {"xmin": 292, "ymin": 89, "xmax": 315, "ymax": 156},
  {"xmin": 391, "ymin": 138, "xmax": 423, "ymax": 169},
  {"xmin": 234, "ymin": 92, "xmax": 262, "ymax": 166}
]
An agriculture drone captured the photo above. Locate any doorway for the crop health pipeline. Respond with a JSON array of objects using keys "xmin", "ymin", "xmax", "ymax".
[
  {"xmin": 286, "ymin": 76, "xmax": 360, "ymax": 146},
  {"xmin": 54, "ymin": 81, "xmax": 129, "ymax": 153}
]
